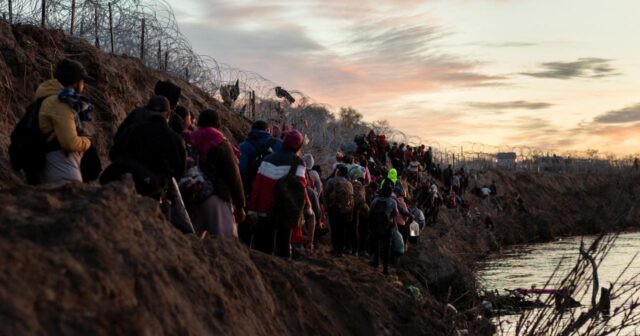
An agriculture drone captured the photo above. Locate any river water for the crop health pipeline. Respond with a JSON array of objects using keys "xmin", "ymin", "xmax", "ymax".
[{"xmin": 478, "ymin": 232, "xmax": 640, "ymax": 335}]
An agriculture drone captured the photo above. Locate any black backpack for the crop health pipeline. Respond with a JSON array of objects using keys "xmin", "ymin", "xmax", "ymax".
[
  {"xmin": 246, "ymin": 138, "xmax": 275, "ymax": 194},
  {"xmin": 270, "ymin": 156, "xmax": 306, "ymax": 230},
  {"xmin": 370, "ymin": 198, "xmax": 395, "ymax": 236},
  {"xmin": 9, "ymin": 96, "xmax": 55, "ymax": 185}
]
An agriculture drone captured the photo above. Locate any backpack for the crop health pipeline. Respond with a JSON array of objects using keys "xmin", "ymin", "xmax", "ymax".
[
  {"xmin": 246, "ymin": 138, "xmax": 275, "ymax": 193},
  {"xmin": 391, "ymin": 227, "xmax": 405, "ymax": 257},
  {"xmin": 352, "ymin": 180, "xmax": 366, "ymax": 209},
  {"xmin": 329, "ymin": 178, "xmax": 354, "ymax": 214},
  {"xmin": 270, "ymin": 156, "xmax": 306, "ymax": 230},
  {"xmin": 370, "ymin": 198, "xmax": 395, "ymax": 236},
  {"xmin": 9, "ymin": 96, "xmax": 56, "ymax": 185},
  {"xmin": 178, "ymin": 144, "xmax": 214, "ymax": 205}
]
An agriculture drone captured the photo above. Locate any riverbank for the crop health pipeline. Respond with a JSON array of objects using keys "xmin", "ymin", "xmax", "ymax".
[{"xmin": 397, "ymin": 168, "xmax": 640, "ymax": 314}]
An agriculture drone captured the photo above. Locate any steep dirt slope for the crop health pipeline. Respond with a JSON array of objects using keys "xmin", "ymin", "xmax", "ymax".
[
  {"xmin": 0, "ymin": 179, "xmax": 461, "ymax": 336},
  {"xmin": 0, "ymin": 22, "xmax": 249, "ymax": 186}
]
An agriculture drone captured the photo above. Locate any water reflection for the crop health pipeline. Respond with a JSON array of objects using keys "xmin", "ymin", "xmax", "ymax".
[{"xmin": 478, "ymin": 232, "xmax": 640, "ymax": 335}]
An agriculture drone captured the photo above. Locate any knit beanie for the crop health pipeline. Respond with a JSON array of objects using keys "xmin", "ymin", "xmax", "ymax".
[
  {"xmin": 283, "ymin": 130, "xmax": 304, "ymax": 152},
  {"xmin": 55, "ymin": 59, "xmax": 87, "ymax": 86}
]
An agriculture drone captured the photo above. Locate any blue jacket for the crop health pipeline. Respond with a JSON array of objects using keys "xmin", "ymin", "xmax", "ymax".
[{"xmin": 239, "ymin": 130, "xmax": 283, "ymax": 186}]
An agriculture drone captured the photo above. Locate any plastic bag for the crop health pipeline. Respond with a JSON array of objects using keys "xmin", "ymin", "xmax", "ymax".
[
  {"xmin": 391, "ymin": 227, "xmax": 405, "ymax": 257},
  {"xmin": 409, "ymin": 221, "xmax": 420, "ymax": 237}
]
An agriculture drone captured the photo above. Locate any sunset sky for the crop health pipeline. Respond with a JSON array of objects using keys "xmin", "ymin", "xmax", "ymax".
[{"xmin": 172, "ymin": 0, "xmax": 640, "ymax": 155}]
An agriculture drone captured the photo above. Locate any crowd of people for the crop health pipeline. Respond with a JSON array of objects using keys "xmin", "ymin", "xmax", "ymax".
[{"xmin": 11, "ymin": 58, "xmax": 494, "ymax": 275}]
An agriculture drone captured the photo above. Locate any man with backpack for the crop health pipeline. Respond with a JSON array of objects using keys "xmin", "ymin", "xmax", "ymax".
[
  {"xmin": 248, "ymin": 130, "xmax": 310, "ymax": 258},
  {"xmin": 324, "ymin": 164, "xmax": 354, "ymax": 256},
  {"xmin": 100, "ymin": 96, "xmax": 186, "ymax": 199},
  {"xmin": 239, "ymin": 120, "xmax": 283, "ymax": 197},
  {"xmin": 369, "ymin": 182, "xmax": 400, "ymax": 274},
  {"xmin": 32, "ymin": 59, "xmax": 92, "ymax": 183},
  {"xmin": 110, "ymin": 80, "xmax": 182, "ymax": 161},
  {"xmin": 238, "ymin": 121, "xmax": 283, "ymax": 246},
  {"xmin": 349, "ymin": 168, "xmax": 369, "ymax": 256}
]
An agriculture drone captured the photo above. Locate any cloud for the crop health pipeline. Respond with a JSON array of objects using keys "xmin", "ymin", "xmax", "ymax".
[
  {"xmin": 593, "ymin": 103, "xmax": 640, "ymax": 124},
  {"xmin": 521, "ymin": 58, "xmax": 618, "ymax": 79},
  {"xmin": 466, "ymin": 100, "xmax": 553, "ymax": 110},
  {"xmin": 448, "ymin": 41, "xmax": 538, "ymax": 48},
  {"xmin": 480, "ymin": 42, "xmax": 538, "ymax": 48},
  {"xmin": 174, "ymin": 0, "xmax": 507, "ymax": 107}
]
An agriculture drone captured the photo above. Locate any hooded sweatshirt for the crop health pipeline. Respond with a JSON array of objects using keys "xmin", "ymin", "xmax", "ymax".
[
  {"xmin": 303, "ymin": 153, "xmax": 322, "ymax": 195},
  {"xmin": 191, "ymin": 127, "xmax": 245, "ymax": 210},
  {"xmin": 380, "ymin": 168, "xmax": 398, "ymax": 188},
  {"xmin": 37, "ymin": 79, "xmax": 91, "ymax": 182},
  {"xmin": 38, "ymin": 79, "xmax": 91, "ymax": 153},
  {"xmin": 238, "ymin": 130, "xmax": 283, "ymax": 190}
]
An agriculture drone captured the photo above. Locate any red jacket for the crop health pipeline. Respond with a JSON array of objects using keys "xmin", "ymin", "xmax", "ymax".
[{"xmin": 248, "ymin": 151, "xmax": 310, "ymax": 216}]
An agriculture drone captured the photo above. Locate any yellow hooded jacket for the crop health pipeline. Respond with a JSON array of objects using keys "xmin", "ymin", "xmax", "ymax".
[{"xmin": 37, "ymin": 79, "xmax": 91, "ymax": 152}]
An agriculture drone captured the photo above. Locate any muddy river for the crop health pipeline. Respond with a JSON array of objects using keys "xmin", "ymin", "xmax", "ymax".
[{"xmin": 479, "ymin": 232, "xmax": 640, "ymax": 335}]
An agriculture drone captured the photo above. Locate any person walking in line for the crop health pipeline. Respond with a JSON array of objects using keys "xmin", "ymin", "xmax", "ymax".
[
  {"xmin": 111, "ymin": 80, "xmax": 182, "ymax": 161},
  {"xmin": 38, "ymin": 59, "xmax": 93, "ymax": 183},
  {"xmin": 248, "ymin": 130, "xmax": 310, "ymax": 258},
  {"xmin": 424, "ymin": 146, "xmax": 433, "ymax": 172},
  {"xmin": 349, "ymin": 168, "xmax": 369, "ymax": 255},
  {"xmin": 443, "ymin": 164, "xmax": 454, "ymax": 191},
  {"xmin": 188, "ymin": 109, "xmax": 246, "ymax": 238},
  {"xmin": 238, "ymin": 120, "xmax": 283, "ymax": 196},
  {"xmin": 304, "ymin": 153, "xmax": 323, "ymax": 196},
  {"xmin": 369, "ymin": 183, "xmax": 399, "ymax": 274},
  {"xmin": 100, "ymin": 96, "xmax": 186, "ymax": 199},
  {"xmin": 324, "ymin": 164, "xmax": 354, "ymax": 256}
]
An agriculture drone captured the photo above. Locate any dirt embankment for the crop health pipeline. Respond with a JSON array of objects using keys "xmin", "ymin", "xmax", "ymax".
[
  {"xmin": 0, "ymin": 21, "xmax": 249, "ymax": 187},
  {"xmin": 0, "ymin": 180, "xmax": 456, "ymax": 335}
]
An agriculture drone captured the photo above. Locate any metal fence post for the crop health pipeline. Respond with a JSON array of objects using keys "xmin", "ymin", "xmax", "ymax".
[
  {"xmin": 41, "ymin": 0, "xmax": 46, "ymax": 27},
  {"xmin": 108, "ymin": 3, "xmax": 114, "ymax": 53},
  {"xmin": 70, "ymin": 0, "xmax": 75, "ymax": 35},
  {"xmin": 94, "ymin": 6, "xmax": 100, "ymax": 48},
  {"xmin": 164, "ymin": 50, "xmax": 169, "ymax": 71},
  {"xmin": 140, "ymin": 18, "xmax": 145, "ymax": 61}
]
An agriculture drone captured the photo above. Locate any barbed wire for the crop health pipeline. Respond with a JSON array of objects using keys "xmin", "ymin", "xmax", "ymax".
[{"xmin": 2, "ymin": 0, "xmax": 637, "ymax": 171}]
